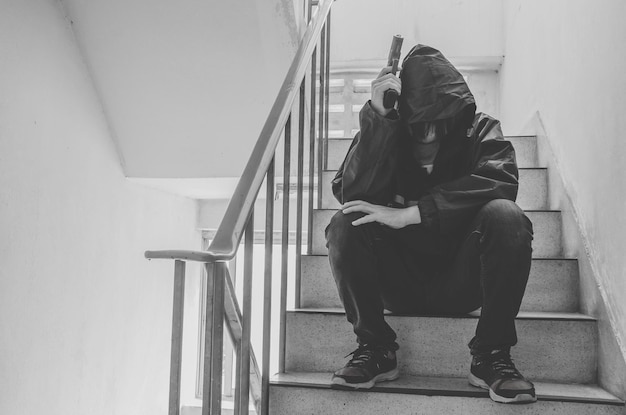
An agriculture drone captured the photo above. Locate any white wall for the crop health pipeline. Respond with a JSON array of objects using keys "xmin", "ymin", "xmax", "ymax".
[
  {"xmin": 499, "ymin": 0, "xmax": 626, "ymax": 373},
  {"xmin": 0, "ymin": 1, "xmax": 201, "ymax": 414},
  {"xmin": 331, "ymin": 0, "xmax": 504, "ymax": 63}
]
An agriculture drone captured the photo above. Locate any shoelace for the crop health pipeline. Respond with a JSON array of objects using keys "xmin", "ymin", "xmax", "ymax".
[
  {"xmin": 488, "ymin": 350, "xmax": 523, "ymax": 379},
  {"xmin": 344, "ymin": 346, "xmax": 380, "ymax": 367}
]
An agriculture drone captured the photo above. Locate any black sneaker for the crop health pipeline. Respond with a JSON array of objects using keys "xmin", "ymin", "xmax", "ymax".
[
  {"xmin": 468, "ymin": 349, "xmax": 537, "ymax": 403},
  {"xmin": 330, "ymin": 344, "xmax": 399, "ymax": 389}
]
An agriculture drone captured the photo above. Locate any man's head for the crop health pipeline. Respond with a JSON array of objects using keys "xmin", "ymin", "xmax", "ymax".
[{"xmin": 399, "ymin": 45, "xmax": 476, "ymax": 142}]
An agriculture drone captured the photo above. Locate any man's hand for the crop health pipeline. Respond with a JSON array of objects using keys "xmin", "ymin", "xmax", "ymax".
[
  {"xmin": 342, "ymin": 200, "xmax": 421, "ymax": 229},
  {"xmin": 370, "ymin": 66, "xmax": 401, "ymax": 117}
]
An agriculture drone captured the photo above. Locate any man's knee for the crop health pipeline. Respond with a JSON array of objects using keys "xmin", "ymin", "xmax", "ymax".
[
  {"xmin": 325, "ymin": 210, "xmax": 373, "ymax": 247},
  {"xmin": 477, "ymin": 199, "xmax": 533, "ymax": 249}
]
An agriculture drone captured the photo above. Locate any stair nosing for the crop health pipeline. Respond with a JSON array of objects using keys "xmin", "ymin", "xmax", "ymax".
[
  {"xmin": 315, "ymin": 207, "xmax": 562, "ymax": 214},
  {"xmin": 301, "ymin": 253, "xmax": 578, "ymax": 261},
  {"xmin": 326, "ymin": 135, "xmax": 538, "ymax": 141},
  {"xmin": 322, "ymin": 167, "xmax": 548, "ymax": 172},
  {"xmin": 287, "ymin": 308, "xmax": 596, "ymax": 322},
  {"xmin": 270, "ymin": 372, "xmax": 624, "ymax": 406}
]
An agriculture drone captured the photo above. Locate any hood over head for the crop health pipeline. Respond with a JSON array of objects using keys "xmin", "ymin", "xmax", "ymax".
[{"xmin": 399, "ymin": 44, "xmax": 476, "ymax": 129}]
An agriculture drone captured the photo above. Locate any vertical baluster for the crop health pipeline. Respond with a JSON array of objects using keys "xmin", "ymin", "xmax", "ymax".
[
  {"xmin": 222, "ymin": 260, "xmax": 237, "ymax": 399},
  {"xmin": 235, "ymin": 214, "xmax": 254, "ymax": 414},
  {"xmin": 201, "ymin": 263, "xmax": 215, "ymax": 415},
  {"xmin": 212, "ymin": 264, "xmax": 226, "ymax": 415},
  {"xmin": 307, "ymin": 48, "xmax": 317, "ymax": 255},
  {"xmin": 233, "ymin": 279, "xmax": 241, "ymax": 415},
  {"xmin": 307, "ymin": 0, "xmax": 312, "ymax": 23},
  {"xmin": 295, "ymin": 79, "xmax": 306, "ymax": 309},
  {"xmin": 260, "ymin": 158, "xmax": 275, "ymax": 415},
  {"xmin": 323, "ymin": 11, "xmax": 331, "ymax": 168},
  {"xmin": 169, "ymin": 260, "xmax": 186, "ymax": 415},
  {"xmin": 202, "ymin": 262, "xmax": 225, "ymax": 415},
  {"xmin": 317, "ymin": 24, "xmax": 326, "ymax": 210},
  {"xmin": 278, "ymin": 116, "xmax": 291, "ymax": 373},
  {"xmin": 200, "ymin": 264, "xmax": 211, "ymax": 414}
]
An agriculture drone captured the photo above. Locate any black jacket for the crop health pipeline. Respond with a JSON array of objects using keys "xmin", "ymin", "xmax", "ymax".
[{"xmin": 332, "ymin": 45, "xmax": 518, "ymax": 239}]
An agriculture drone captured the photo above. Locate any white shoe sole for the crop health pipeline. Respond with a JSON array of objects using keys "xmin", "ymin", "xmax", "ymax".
[
  {"xmin": 331, "ymin": 368, "xmax": 400, "ymax": 390},
  {"xmin": 468, "ymin": 373, "xmax": 537, "ymax": 404}
]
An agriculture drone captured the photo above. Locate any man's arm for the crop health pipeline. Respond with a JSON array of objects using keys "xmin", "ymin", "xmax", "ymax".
[
  {"xmin": 347, "ymin": 115, "xmax": 517, "ymax": 232},
  {"xmin": 417, "ymin": 115, "xmax": 519, "ymax": 235},
  {"xmin": 331, "ymin": 67, "xmax": 402, "ymax": 205}
]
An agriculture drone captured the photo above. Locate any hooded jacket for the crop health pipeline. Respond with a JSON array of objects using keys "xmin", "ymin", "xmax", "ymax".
[{"xmin": 331, "ymin": 45, "xmax": 518, "ymax": 240}]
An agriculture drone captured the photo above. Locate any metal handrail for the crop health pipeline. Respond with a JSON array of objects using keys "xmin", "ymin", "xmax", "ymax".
[
  {"xmin": 145, "ymin": 0, "xmax": 334, "ymax": 264},
  {"xmin": 145, "ymin": 1, "xmax": 335, "ymax": 414}
]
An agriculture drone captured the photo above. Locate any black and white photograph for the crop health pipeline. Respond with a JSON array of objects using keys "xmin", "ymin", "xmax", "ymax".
[{"xmin": 1, "ymin": 0, "xmax": 625, "ymax": 414}]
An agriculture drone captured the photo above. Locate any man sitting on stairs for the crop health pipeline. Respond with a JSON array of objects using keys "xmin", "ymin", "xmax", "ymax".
[{"xmin": 325, "ymin": 44, "xmax": 537, "ymax": 404}]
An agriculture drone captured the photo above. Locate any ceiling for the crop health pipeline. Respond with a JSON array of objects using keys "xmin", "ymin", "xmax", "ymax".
[{"xmin": 60, "ymin": 0, "xmax": 301, "ymax": 181}]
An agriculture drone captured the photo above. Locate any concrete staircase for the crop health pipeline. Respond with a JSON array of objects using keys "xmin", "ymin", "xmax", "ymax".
[{"xmin": 267, "ymin": 74, "xmax": 626, "ymax": 414}]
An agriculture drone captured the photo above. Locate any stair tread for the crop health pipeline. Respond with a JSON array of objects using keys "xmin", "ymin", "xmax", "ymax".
[
  {"xmin": 315, "ymin": 207, "xmax": 561, "ymax": 213},
  {"xmin": 325, "ymin": 135, "xmax": 539, "ymax": 140},
  {"xmin": 271, "ymin": 372, "xmax": 625, "ymax": 406},
  {"xmin": 302, "ymin": 253, "xmax": 578, "ymax": 260},
  {"xmin": 323, "ymin": 167, "xmax": 548, "ymax": 172},
  {"xmin": 286, "ymin": 310, "xmax": 597, "ymax": 383},
  {"xmin": 289, "ymin": 308, "xmax": 596, "ymax": 321}
]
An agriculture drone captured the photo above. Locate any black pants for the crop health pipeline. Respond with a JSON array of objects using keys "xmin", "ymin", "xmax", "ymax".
[{"xmin": 325, "ymin": 199, "xmax": 533, "ymax": 353}]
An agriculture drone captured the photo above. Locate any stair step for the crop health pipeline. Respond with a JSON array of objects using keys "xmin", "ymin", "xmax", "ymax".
[
  {"xmin": 327, "ymin": 135, "xmax": 540, "ymax": 169},
  {"xmin": 285, "ymin": 309, "xmax": 597, "ymax": 383},
  {"xmin": 320, "ymin": 168, "xmax": 548, "ymax": 210},
  {"xmin": 270, "ymin": 372, "xmax": 624, "ymax": 415},
  {"xmin": 311, "ymin": 209, "xmax": 563, "ymax": 258},
  {"xmin": 300, "ymin": 255, "xmax": 579, "ymax": 312}
]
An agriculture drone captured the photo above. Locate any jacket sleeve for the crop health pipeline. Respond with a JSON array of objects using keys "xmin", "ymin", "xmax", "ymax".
[
  {"xmin": 332, "ymin": 101, "xmax": 401, "ymax": 204},
  {"xmin": 418, "ymin": 116, "xmax": 519, "ymax": 235}
]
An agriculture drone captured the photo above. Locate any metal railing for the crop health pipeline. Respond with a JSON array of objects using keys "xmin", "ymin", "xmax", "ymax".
[{"xmin": 145, "ymin": 0, "xmax": 334, "ymax": 413}]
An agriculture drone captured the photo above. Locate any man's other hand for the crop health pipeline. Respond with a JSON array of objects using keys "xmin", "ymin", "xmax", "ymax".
[
  {"xmin": 370, "ymin": 66, "xmax": 402, "ymax": 117},
  {"xmin": 342, "ymin": 200, "xmax": 421, "ymax": 229}
]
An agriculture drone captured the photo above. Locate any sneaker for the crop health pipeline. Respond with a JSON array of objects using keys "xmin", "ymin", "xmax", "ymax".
[
  {"xmin": 468, "ymin": 349, "xmax": 537, "ymax": 404},
  {"xmin": 330, "ymin": 344, "xmax": 399, "ymax": 389}
]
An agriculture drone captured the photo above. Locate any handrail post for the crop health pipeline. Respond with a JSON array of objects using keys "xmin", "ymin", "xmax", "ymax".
[
  {"xmin": 202, "ymin": 262, "xmax": 226, "ymax": 415},
  {"xmin": 323, "ymin": 10, "xmax": 331, "ymax": 168},
  {"xmin": 278, "ymin": 116, "xmax": 292, "ymax": 373},
  {"xmin": 295, "ymin": 79, "xmax": 306, "ymax": 309},
  {"xmin": 317, "ymin": 23, "xmax": 327, "ymax": 210},
  {"xmin": 261, "ymin": 159, "xmax": 275, "ymax": 415},
  {"xmin": 307, "ymin": 47, "xmax": 317, "ymax": 254},
  {"xmin": 169, "ymin": 260, "xmax": 186, "ymax": 415},
  {"xmin": 235, "ymin": 214, "xmax": 254, "ymax": 414},
  {"xmin": 222, "ymin": 260, "xmax": 237, "ymax": 399}
]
